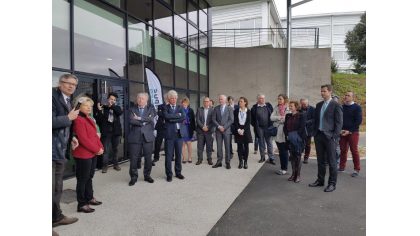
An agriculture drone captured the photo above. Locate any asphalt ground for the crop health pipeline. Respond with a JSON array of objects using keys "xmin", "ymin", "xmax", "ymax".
[{"xmin": 208, "ymin": 159, "xmax": 366, "ymax": 236}]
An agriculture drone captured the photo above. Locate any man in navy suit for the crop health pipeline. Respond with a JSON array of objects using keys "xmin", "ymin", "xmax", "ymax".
[
  {"xmin": 309, "ymin": 84, "xmax": 343, "ymax": 192},
  {"xmin": 163, "ymin": 90, "xmax": 187, "ymax": 182},
  {"xmin": 127, "ymin": 93, "xmax": 156, "ymax": 186}
]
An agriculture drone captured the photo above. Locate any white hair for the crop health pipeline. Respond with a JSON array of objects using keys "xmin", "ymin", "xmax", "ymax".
[
  {"xmin": 219, "ymin": 94, "xmax": 227, "ymax": 100},
  {"xmin": 136, "ymin": 92, "xmax": 149, "ymax": 100},
  {"xmin": 167, "ymin": 90, "xmax": 178, "ymax": 99},
  {"xmin": 257, "ymin": 94, "xmax": 265, "ymax": 99}
]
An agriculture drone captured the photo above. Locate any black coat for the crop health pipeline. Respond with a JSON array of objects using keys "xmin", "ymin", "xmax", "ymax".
[
  {"xmin": 299, "ymin": 105, "xmax": 315, "ymax": 137},
  {"xmin": 52, "ymin": 87, "xmax": 73, "ymax": 161},
  {"xmin": 233, "ymin": 109, "xmax": 253, "ymax": 143},
  {"xmin": 155, "ymin": 103, "xmax": 166, "ymax": 132},
  {"xmin": 183, "ymin": 107, "xmax": 196, "ymax": 138},
  {"xmin": 95, "ymin": 104, "xmax": 123, "ymax": 136}
]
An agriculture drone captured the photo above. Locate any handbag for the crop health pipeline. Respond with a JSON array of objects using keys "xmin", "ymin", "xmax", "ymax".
[{"xmin": 267, "ymin": 125, "xmax": 278, "ymax": 137}]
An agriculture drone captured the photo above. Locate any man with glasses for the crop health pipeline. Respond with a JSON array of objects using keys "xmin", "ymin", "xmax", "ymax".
[
  {"xmin": 196, "ymin": 97, "xmax": 215, "ymax": 165},
  {"xmin": 52, "ymin": 74, "xmax": 79, "ymax": 232}
]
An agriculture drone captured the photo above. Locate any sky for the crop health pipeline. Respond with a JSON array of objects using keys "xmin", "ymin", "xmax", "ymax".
[{"xmin": 274, "ymin": 0, "xmax": 366, "ymax": 18}]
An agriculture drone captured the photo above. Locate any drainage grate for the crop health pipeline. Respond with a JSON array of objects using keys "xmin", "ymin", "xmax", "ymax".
[{"xmin": 61, "ymin": 189, "xmax": 77, "ymax": 204}]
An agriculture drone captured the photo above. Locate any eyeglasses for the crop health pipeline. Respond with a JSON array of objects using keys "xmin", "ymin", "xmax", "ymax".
[{"xmin": 60, "ymin": 81, "xmax": 78, "ymax": 87}]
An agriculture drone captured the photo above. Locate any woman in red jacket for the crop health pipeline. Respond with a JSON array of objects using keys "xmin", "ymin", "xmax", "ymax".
[{"xmin": 72, "ymin": 97, "xmax": 104, "ymax": 213}]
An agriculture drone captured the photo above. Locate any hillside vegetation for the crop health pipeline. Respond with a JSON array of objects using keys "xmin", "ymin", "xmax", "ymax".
[{"xmin": 332, "ymin": 73, "xmax": 366, "ymax": 132}]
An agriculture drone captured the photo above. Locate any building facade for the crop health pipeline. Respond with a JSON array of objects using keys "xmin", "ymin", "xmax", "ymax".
[
  {"xmin": 53, "ymin": 0, "xmax": 210, "ymax": 177},
  {"xmin": 281, "ymin": 11, "xmax": 365, "ymax": 72}
]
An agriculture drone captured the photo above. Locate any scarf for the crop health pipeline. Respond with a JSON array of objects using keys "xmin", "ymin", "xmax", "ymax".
[{"xmin": 279, "ymin": 104, "xmax": 286, "ymax": 117}]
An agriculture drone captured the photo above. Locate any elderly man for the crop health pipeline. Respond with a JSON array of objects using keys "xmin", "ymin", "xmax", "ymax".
[
  {"xmin": 299, "ymin": 98, "xmax": 315, "ymax": 164},
  {"xmin": 52, "ymin": 74, "xmax": 79, "ymax": 230},
  {"xmin": 251, "ymin": 94, "xmax": 275, "ymax": 165},
  {"xmin": 212, "ymin": 94, "xmax": 234, "ymax": 169},
  {"xmin": 196, "ymin": 97, "xmax": 215, "ymax": 165},
  {"xmin": 309, "ymin": 84, "xmax": 343, "ymax": 193},
  {"xmin": 127, "ymin": 93, "xmax": 156, "ymax": 186},
  {"xmin": 163, "ymin": 90, "xmax": 187, "ymax": 182}
]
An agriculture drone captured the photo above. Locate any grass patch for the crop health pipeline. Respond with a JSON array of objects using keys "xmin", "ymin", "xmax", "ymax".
[{"xmin": 332, "ymin": 73, "xmax": 366, "ymax": 132}]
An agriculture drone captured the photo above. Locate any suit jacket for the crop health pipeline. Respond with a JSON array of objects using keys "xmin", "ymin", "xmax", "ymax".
[
  {"xmin": 232, "ymin": 109, "xmax": 253, "ymax": 143},
  {"xmin": 127, "ymin": 105, "xmax": 156, "ymax": 143},
  {"xmin": 313, "ymin": 100, "xmax": 343, "ymax": 139},
  {"xmin": 196, "ymin": 107, "xmax": 215, "ymax": 134},
  {"xmin": 212, "ymin": 104, "xmax": 234, "ymax": 134},
  {"xmin": 163, "ymin": 104, "xmax": 187, "ymax": 140},
  {"xmin": 95, "ymin": 104, "xmax": 123, "ymax": 136},
  {"xmin": 52, "ymin": 87, "xmax": 73, "ymax": 161},
  {"xmin": 72, "ymin": 114, "xmax": 104, "ymax": 159}
]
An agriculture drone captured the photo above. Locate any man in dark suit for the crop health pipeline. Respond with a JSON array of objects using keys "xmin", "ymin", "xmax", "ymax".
[
  {"xmin": 309, "ymin": 84, "xmax": 343, "ymax": 192},
  {"xmin": 127, "ymin": 93, "xmax": 156, "ymax": 186},
  {"xmin": 153, "ymin": 95, "xmax": 168, "ymax": 165},
  {"xmin": 163, "ymin": 90, "xmax": 186, "ymax": 182},
  {"xmin": 299, "ymin": 98, "xmax": 315, "ymax": 164},
  {"xmin": 96, "ymin": 92, "xmax": 123, "ymax": 173},
  {"xmin": 212, "ymin": 94, "xmax": 234, "ymax": 169},
  {"xmin": 196, "ymin": 97, "xmax": 215, "ymax": 165},
  {"xmin": 227, "ymin": 96, "xmax": 239, "ymax": 156},
  {"xmin": 52, "ymin": 74, "xmax": 79, "ymax": 231}
]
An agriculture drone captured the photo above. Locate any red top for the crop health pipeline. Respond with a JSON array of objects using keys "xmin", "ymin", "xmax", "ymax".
[{"xmin": 72, "ymin": 114, "xmax": 103, "ymax": 159}]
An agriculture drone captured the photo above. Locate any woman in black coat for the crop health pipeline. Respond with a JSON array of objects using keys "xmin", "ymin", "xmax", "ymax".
[
  {"xmin": 233, "ymin": 97, "xmax": 253, "ymax": 169},
  {"xmin": 283, "ymin": 101, "xmax": 307, "ymax": 183}
]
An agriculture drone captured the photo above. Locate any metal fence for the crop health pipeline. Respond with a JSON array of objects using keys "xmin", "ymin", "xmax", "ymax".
[{"xmin": 209, "ymin": 27, "xmax": 319, "ymax": 48}]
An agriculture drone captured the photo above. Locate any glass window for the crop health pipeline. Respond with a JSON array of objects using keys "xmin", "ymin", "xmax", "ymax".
[
  {"xmin": 187, "ymin": 1, "xmax": 197, "ymax": 26},
  {"xmin": 188, "ymin": 50, "xmax": 198, "ymax": 91},
  {"xmin": 199, "ymin": 10, "xmax": 207, "ymax": 32},
  {"xmin": 255, "ymin": 18, "xmax": 262, "ymax": 28},
  {"xmin": 174, "ymin": 15, "xmax": 187, "ymax": 43},
  {"xmin": 189, "ymin": 92, "xmax": 198, "ymax": 111},
  {"xmin": 175, "ymin": 41, "xmax": 188, "ymax": 89},
  {"xmin": 154, "ymin": 0, "xmax": 173, "ymax": 36},
  {"xmin": 129, "ymin": 82, "xmax": 147, "ymax": 107},
  {"xmin": 52, "ymin": 0, "xmax": 70, "ymax": 69},
  {"xmin": 174, "ymin": 0, "xmax": 186, "ymax": 15},
  {"xmin": 128, "ymin": 17, "xmax": 153, "ymax": 82},
  {"xmin": 127, "ymin": 0, "xmax": 152, "ymax": 23},
  {"xmin": 199, "ymin": 0, "xmax": 208, "ymax": 13},
  {"xmin": 240, "ymin": 18, "xmax": 254, "ymax": 33},
  {"xmin": 155, "ymin": 29, "xmax": 174, "ymax": 87},
  {"xmin": 74, "ymin": 0, "xmax": 126, "ymax": 77},
  {"xmin": 52, "ymin": 70, "xmax": 65, "ymax": 87},
  {"xmin": 199, "ymin": 32, "xmax": 207, "ymax": 54},
  {"xmin": 103, "ymin": 0, "xmax": 124, "ymax": 9},
  {"xmin": 199, "ymin": 55, "xmax": 207, "ymax": 92},
  {"xmin": 188, "ymin": 24, "xmax": 198, "ymax": 49}
]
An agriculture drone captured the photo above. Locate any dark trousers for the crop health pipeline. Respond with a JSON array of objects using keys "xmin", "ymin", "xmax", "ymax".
[
  {"xmin": 197, "ymin": 131, "xmax": 213, "ymax": 161},
  {"xmin": 304, "ymin": 136, "xmax": 312, "ymax": 159},
  {"xmin": 256, "ymin": 126, "xmax": 274, "ymax": 160},
  {"xmin": 275, "ymin": 142, "xmax": 289, "ymax": 171},
  {"xmin": 339, "ymin": 132, "xmax": 360, "ymax": 171},
  {"xmin": 290, "ymin": 153, "xmax": 302, "ymax": 177},
  {"xmin": 101, "ymin": 135, "xmax": 120, "ymax": 166},
  {"xmin": 153, "ymin": 130, "xmax": 165, "ymax": 161},
  {"xmin": 229, "ymin": 134, "xmax": 234, "ymax": 154},
  {"xmin": 237, "ymin": 140, "xmax": 249, "ymax": 162},
  {"xmin": 314, "ymin": 132, "xmax": 338, "ymax": 186},
  {"xmin": 52, "ymin": 159, "xmax": 66, "ymax": 222},
  {"xmin": 129, "ymin": 142, "xmax": 153, "ymax": 180},
  {"xmin": 74, "ymin": 157, "xmax": 97, "ymax": 209},
  {"xmin": 216, "ymin": 131, "xmax": 232, "ymax": 164},
  {"xmin": 254, "ymin": 136, "xmax": 259, "ymax": 151},
  {"xmin": 165, "ymin": 137, "xmax": 183, "ymax": 177}
]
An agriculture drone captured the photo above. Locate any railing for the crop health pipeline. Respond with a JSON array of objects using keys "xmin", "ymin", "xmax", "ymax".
[{"xmin": 208, "ymin": 27, "xmax": 319, "ymax": 49}]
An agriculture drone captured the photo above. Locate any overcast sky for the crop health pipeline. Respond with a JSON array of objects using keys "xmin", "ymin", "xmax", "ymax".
[{"xmin": 274, "ymin": 0, "xmax": 366, "ymax": 18}]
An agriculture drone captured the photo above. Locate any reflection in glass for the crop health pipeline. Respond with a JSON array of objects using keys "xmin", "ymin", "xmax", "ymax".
[
  {"xmin": 189, "ymin": 92, "xmax": 198, "ymax": 111},
  {"xmin": 199, "ymin": 32, "xmax": 207, "ymax": 54},
  {"xmin": 155, "ymin": 30, "xmax": 174, "ymax": 87},
  {"xmin": 188, "ymin": 24, "xmax": 199, "ymax": 49},
  {"xmin": 199, "ymin": 55, "xmax": 207, "ymax": 92},
  {"xmin": 174, "ymin": 0, "xmax": 186, "ymax": 15},
  {"xmin": 175, "ymin": 41, "xmax": 187, "ymax": 89},
  {"xmin": 128, "ymin": 18, "xmax": 153, "ymax": 82},
  {"xmin": 154, "ymin": 1, "xmax": 173, "ymax": 36},
  {"xmin": 52, "ymin": 0, "xmax": 70, "ymax": 69},
  {"xmin": 188, "ymin": 50, "xmax": 198, "ymax": 91},
  {"xmin": 103, "ymin": 0, "xmax": 124, "ymax": 9},
  {"xmin": 127, "ymin": 0, "xmax": 152, "ymax": 23},
  {"xmin": 199, "ymin": 0, "xmax": 208, "ymax": 13},
  {"xmin": 188, "ymin": 1, "xmax": 197, "ymax": 26},
  {"xmin": 174, "ymin": 15, "xmax": 187, "ymax": 43},
  {"xmin": 199, "ymin": 10, "xmax": 207, "ymax": 33},
  {"xmin": 74, "ymin": 0, "xmax": 126, "ymax": 77}
]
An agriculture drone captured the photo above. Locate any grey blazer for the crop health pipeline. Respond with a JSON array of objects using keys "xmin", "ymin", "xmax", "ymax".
[
  {"xmin": 127, "ymin": 105, "xmax": 157, "ymax": 143},
  {"xmin": 314, "ymin": 100, "xmax": 343, "ymax": 139},
  {"xmin": 212, "ymin": 105, "xmax": 234, "ymax": 134},
  {"xmin": 196, "ymin": 107, "xmax": 215, "ymax": 134}
]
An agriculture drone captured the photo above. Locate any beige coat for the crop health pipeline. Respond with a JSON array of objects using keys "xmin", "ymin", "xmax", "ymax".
[{"xmin": 270, "ymin": 105, "xmax": 291, "ymax": 143}]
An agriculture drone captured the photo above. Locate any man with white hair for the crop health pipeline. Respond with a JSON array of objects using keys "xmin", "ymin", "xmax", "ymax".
[
  {"xmin": 163, "ymin": 90, "xmax": 187, "ymax": 182},
  {"xmin": 251, "ymin": 94, "xmax": 275, "ymax": 164},
  {"xmin": 299, "ymin": 98, "xmax": 315, "ymax": 164},
  {"xmin": 212, "ymin": 94, "xmax": 234, "ymax": 169}
]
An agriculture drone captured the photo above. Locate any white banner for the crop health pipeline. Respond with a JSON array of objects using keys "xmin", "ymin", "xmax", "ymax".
[{"xmin": 145, "ymin": 67, "xmax": 163, "ymax": 109}]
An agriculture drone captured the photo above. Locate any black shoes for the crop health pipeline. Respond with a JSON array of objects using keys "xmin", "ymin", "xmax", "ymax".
[
  {"xmin": 129, "ymin": 179, "xmax": 137, "ymax": 186},
  {"xmin": 324, "ymin": 184, "xmax": 336, "ymax": 192},
  {"xmin": 208, "ymin": 160, "xmax": 213, "ymax": 165},
  {"xmin": 102, "ymin": 166, "xmax": 108, "ymax": 173},
  {"xmin": 303, "ymin": 157, "xmax": 309, "ymax": 164},
  {"xmin": 144, "ymin": 176, "xmax": 154, "ymax": 183},
  {"xmin": 238, "ymin": 160, "xmax": 243, "ymax": 169},
  {"xmin": 88, "ymin": 198, "xmax": 102, "ymax": 206},
  {"xmin": 113, "ymin": 165, "xmax": 121, "ymax": 171},
  {"xmin": 258, "ymin": 158, "xmax": 266, "ymax": 163},
  {"xmin": 175, "ymin": 174, "xmax": 185, "ymax": 180},
  {"xmin": 212, "ymin": 162, "xmax": 222, "ymax": 168},
  {"xmin": 226, "ymin": 163, "xmax": 231, "ymax": 169},
  {"xmin": 167, "ymin": 176, "xmax": 172, "ymax": 182},
  {"xmin": 309, "ymin": 180, "xmax": 325, "ymax": 187},
  {"xmin": 77, "ymin": 205, "xmax": 95, "ymax": 213},
  {"xmin": 266, "ymin": 159, "xmax": 276, "ymax": 165},
  {"xmin": 152, "ymin": 162, "xmax": 155, "ymax": 166},
  {"xmin": 243, "ymin": 161, "xmax": 248, "ymax": 169},
  {"xmin": 196, "ymin": 160, "xmax": 202, "ymax": 165}
]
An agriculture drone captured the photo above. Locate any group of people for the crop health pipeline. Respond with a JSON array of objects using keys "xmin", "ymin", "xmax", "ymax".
[{"xmin": 52, "ymin": 73, "xmax": 363, "ymax": 235}]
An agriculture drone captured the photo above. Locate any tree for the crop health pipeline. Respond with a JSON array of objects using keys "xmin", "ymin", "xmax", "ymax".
[
  {"xmin": 345, "ymin": 13, "xmax": 366, "ymax": 73},
  {"xmin": 331, "ymin": 58, "xmax": 338, "ymax": 73}
]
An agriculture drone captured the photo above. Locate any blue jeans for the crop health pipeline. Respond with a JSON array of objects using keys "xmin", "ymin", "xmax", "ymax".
[{"xmin": 256, "ymin": 126, "xmax": 274, "ymax": 160}]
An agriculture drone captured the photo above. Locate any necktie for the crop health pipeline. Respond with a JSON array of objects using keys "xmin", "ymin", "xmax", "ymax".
[
  {"xmin": 171, "ymin": 105, "xmax": 176, "ymax": 112},
  {"xmin": 139, "ymin": 107, "xmax": 144, "ymax": 116},
  {"xmin": 319, "ymin": 102, "xmax": 328, "ymax": 130},
  {"xmin": 65, "ymin": 98, "xmax": 71, "ymax": 110}
]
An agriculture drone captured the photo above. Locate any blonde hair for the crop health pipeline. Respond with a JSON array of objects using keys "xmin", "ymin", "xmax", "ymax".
[
  {"xmin": 74, "ymin": 95, "xmax": 94, "ymax": 107},
  {"xmin": 181, "ymin": 97, "xmax": 190, "ymax": 105}
]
